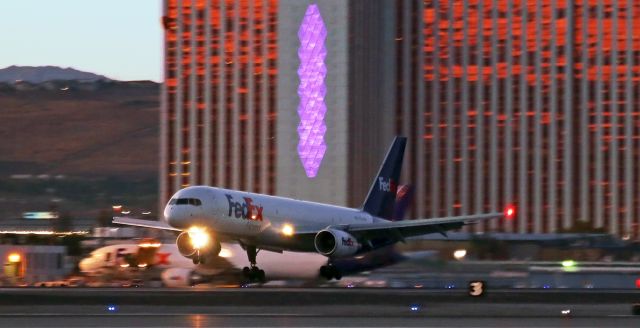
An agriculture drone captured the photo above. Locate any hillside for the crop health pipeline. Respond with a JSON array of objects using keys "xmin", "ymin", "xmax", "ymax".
[
  {"xmin": 0, "ymin": 65, "xmax": 110, "ymax": 83},
  {"xmin": 0, "ymin": 80, "xmax": 159, "ymax": 219}
]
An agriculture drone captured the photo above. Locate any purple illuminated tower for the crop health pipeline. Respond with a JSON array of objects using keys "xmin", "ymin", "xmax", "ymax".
[{"xmin": 297, "ymin": 4, "xmax": 327, "ymax": 178}]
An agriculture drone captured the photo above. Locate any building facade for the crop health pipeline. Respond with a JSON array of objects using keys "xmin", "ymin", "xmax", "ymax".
[
  {"xmin": 161, "ymin": 0, "xmax": 280, "ymax": 204},
  {"xmin": 161, "ymin": 0, "xmax": 640, "ymax": 238},
  {"xmin": 160, "ymin": 0, "xmax": 396, "ymax": 209},
  {"xmin": 394, "ymin": 0, "xmax": 640, "ymax": 238}
]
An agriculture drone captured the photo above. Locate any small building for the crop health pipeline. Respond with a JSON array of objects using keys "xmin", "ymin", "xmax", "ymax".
[{"xmin": 0, "ymin": 245, "xmax": 70, "ymax": 285}]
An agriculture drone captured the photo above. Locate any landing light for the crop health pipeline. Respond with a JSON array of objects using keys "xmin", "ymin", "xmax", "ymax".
[
  {"xmin": 7, "ymin": 253, "xmax": 21, "ymax": 263},
  {"xmin": 188, "ymin": 226, "xmax": 210, "ymax": 249},
  {"xmin": 281, "ymin": 224, "xmax": 295, "ymax": 237}
]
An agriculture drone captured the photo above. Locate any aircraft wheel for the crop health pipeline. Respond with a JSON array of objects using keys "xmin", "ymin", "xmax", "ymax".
[
  {"xmin": 257, "ymin": 269, "xmax": 266, "ymax": 283},
  {"xmin": 320, "ymin": 266, "xmax": 329, "ymax": 279},
  {"xmin": 192, "ymin": 258, "xmax": 200, "ymax": 265},
  {"xmin": 320, "ymin": 265, "xmax": 341, "ymax": 280}
]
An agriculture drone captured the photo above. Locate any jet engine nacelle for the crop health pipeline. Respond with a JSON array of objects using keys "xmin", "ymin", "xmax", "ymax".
[
  {"xmin": 314, "ymin": 229, "xmax": 361, "ymax": 258},
  {"xmin": 176, "ymin": 231, "xmax": 221, "ymax": 260}
]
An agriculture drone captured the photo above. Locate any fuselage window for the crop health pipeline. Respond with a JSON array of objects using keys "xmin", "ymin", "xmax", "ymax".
[{"xmin": 175, "ymin": 198, "xmax": 202, "ymax": 206}]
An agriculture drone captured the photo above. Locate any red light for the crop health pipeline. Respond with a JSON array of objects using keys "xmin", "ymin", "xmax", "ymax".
[
  {"xmin": 635, "ymin": 278, "xmax": 640, "ymax": 289},
  {"xmin": 504, "ymin": 205, "xmax": 516, "ymax": 220}
]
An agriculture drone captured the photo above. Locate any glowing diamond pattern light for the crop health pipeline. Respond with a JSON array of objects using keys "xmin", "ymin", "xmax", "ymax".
[{"xmin": 297, "ymin": 4, "xmax": 327, "ymax": 178}]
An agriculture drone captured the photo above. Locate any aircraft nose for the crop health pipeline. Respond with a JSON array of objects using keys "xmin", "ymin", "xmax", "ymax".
[
  {"xmin": 164, "ymin": 204, "xmax": 179, "ymax": 226},
  {"xmin": 164, "ymin": 203, "xmax": 190, "ymax": 229}
]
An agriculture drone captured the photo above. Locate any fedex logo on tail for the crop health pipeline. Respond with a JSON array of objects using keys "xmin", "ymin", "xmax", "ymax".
[
  {"xmin": 378, "ymin": 177, "xmax": 397, "ymax": 193},
  {"xmin": 225, "ymin": 194, "xmax": 264, "ymax": 221}
]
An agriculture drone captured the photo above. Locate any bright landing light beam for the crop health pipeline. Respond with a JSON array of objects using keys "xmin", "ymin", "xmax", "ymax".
[{"xmin": 188, "ymin": 227, "xmax": 210, "ymax": 250}]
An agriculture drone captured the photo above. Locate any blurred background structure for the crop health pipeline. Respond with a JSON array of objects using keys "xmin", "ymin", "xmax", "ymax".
[{"xmin": 161, "ymin": 0, "xmax": 640, "ymax": 239}]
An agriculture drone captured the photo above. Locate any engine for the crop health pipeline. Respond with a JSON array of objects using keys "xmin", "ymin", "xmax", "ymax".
[
  {"xmin": 176, "ymin": 228, "xmax": 221, "ymax": 262},
  {"xmin": 314, "ymin": 229, "xmax": 361, "ymax": 258}
]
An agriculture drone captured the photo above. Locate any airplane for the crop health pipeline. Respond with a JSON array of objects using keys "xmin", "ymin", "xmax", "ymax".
[
  {"xmin": 79, "ymin": 240, "xmax": 416, "ymax": 286},
  {"xmin": 83, "ymin": 187, "xmax": 417, "ymax": 286},
  {"xmin": 79, "ymin": 241, "xmax": 329, "ymax": 286},
  {"xmin": 115, "ymin": 137, "xmax": 513, "ymax": 282}
]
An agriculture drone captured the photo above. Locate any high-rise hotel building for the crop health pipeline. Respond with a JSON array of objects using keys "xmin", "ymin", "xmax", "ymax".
[
  {"xmin": 160, "ymin": 0, "xmax": 395, "ymax": 210},
  {"xmin": 161, "ymin": 0, "xmax": 640, "ymax": 239},
  {"xmin": 393, "ymin": 0, "xmax": 640, "ymax": 238}
]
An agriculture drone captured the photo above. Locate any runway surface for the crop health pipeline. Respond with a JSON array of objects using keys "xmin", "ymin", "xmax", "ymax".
[{"xmin": 0, "ymin": 288, "xmax": 638, "ymax": 327}]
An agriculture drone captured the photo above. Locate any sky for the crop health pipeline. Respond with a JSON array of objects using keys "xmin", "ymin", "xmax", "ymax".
[{"xmin": 0, "ymin": 0, "xmax": 162, "ymax": 82}]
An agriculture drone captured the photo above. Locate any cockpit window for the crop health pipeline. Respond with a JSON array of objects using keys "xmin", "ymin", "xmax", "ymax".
[
  {"xmin": 169, "ymin": 198, "xmax": 177, "ymax": 205},
  {"xmin": 173, "ymin": 198, "xmax": 202, "ymax": 206}
]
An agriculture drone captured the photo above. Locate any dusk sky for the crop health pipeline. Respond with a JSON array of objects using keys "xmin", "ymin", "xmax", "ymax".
[{"xmin": 0, "ymin": 0, "xmax": 162, "ymax": 81}]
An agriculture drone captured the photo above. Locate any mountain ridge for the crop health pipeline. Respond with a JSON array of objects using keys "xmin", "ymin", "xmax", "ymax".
[{"xmin": 0, "ymin": 65, "xmax": 111, "ymax": 83}]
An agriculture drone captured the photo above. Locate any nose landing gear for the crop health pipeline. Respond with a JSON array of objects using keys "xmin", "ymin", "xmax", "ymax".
[
  {"xmin": 191, "ymin": 251, "xmax": 207, "ymax": 265},
  {"xmin": 242, "ymin": 245, "xmax": 266, "ymax": 283}
]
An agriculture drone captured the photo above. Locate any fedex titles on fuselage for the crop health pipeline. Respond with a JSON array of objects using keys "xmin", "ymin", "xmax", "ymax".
[{"xmin": 225, "ymin": 194, "xmax": 264, "ymax": 221}]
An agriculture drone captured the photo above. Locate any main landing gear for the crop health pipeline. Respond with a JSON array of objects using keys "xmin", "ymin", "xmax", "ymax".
[
  {"xmin": 319, "ymin": 264, "xmax": 342, "ymax": 280},
  {"xmin": 242, "ymin": 245, "xmax": 266, "ymax": 283}
]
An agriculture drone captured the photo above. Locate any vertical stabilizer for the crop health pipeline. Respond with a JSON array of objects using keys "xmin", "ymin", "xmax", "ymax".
[{"xmin": 361, "ymin": 137, "xmax": 407, "ymax": 220}]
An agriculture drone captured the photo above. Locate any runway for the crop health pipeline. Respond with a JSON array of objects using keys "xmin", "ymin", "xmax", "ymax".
[{"xmin": 0, "ymin": 288, "xmax": 638, "ymax": 327}]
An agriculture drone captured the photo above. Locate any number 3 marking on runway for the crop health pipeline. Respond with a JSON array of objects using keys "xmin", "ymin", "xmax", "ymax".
[{"xmin": 469, "ymin": 281, "xmax": 484, "ymax": 297}]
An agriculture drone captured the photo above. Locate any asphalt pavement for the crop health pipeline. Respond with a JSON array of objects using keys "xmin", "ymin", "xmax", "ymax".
[{"xmin": 0, "ymin": 288, "xmax": 638, "ymax": 327}]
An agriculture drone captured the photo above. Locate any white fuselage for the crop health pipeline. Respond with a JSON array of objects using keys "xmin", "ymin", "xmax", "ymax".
[{"xmin": 164, "ymin": 186, "xmax": 378, "ymax": 252}]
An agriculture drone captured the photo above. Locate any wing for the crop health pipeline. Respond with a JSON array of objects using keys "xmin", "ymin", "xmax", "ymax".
[
  {"xmin": 333, "ymin": 212, "xmax": 503, "ymax": 241},
  {"xmin": 112, "ymin": 217, "xmax": 182, "ymax": 231}
]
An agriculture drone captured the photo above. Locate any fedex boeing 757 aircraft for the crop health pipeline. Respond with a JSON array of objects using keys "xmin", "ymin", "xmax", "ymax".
[{"xmin": 115, "ymin": 137, "xmax": 513, "ymax": 282}]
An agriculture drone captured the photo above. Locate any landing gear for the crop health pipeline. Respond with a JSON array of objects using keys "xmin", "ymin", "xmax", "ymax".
[
  {"xmin": 242, "ymin": 245, "xmax": 266, "ymax": 283},
  {"xmin": 320, "ymin": 264, "xmax": 342, "ymax": 280},
  {"xmin": 242, "ymin": 266, "xmax": 266, "ymax": 283},
  {"xmin": 191, "ymin": 251, "xmax": 206, "ymax": 265}
]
